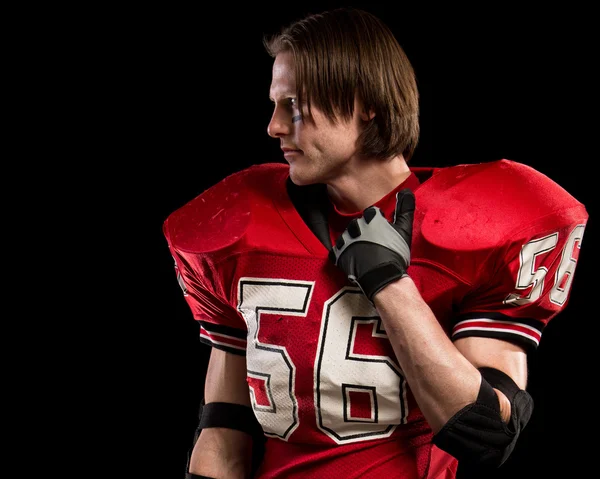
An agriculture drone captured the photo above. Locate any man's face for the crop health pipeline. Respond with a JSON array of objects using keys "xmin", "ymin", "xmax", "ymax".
[{"xmin": 268, "ymin": 51, "xmax": 365, "ymax": 186}]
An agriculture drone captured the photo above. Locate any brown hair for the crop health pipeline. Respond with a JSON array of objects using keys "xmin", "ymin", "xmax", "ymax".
[{"xmin": 264, "ymin": 7, "xmax": 420, "ymax": 161}]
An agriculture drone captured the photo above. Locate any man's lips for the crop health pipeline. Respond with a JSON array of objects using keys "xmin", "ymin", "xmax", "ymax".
[{"xmin": 282, "ymin": 148, "xmax": 303, "ymax": 158}]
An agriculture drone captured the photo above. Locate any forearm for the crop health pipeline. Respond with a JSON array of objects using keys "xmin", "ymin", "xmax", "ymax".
[
  {"xmin": 373, "ymin": 276, "xmax": 481, "ymax": 432},
  {"xmin": 189, "ymin": 428, "xmax": 253, "ymax": 478},
  {"xmin": 190, "ymin": 348, "xmax": 255, "ymax": 478}
]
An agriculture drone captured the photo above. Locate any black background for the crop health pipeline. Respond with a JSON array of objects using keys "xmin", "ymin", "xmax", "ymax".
[{"xmin": 109, "ymin": 3, "xmax": 596, "ymax": 478}]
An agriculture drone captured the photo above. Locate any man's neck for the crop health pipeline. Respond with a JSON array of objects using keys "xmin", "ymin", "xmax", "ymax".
[{"xmin": 326, "ymin": 156, "xmax": 411, "ymax": 214}]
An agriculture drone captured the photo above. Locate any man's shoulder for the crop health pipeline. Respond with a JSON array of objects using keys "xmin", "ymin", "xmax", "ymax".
[
  {"xmin": 419, "ymin": 158, "xmax": 584, "ymax": 217},
  {"xmin": 414, "ymin": 159, "xmax": 587, "ymax": 250},
  {"xmin": 421, "ymin": 158, "xmax": 561, "ymax": 189},
  {"xmin": 163, "ymin": 162, "xmax": 289, "ymax": 253}
]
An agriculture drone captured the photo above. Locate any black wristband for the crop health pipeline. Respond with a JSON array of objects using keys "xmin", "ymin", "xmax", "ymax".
[{"xmin": 199, "ymin": 401, "xmax": 263, "ymax": 437}]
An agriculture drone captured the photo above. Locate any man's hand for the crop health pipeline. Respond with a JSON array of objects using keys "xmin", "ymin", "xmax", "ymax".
[{"xmin": 329, "ymin": 188, "xmax": 415, "ymax": 302}]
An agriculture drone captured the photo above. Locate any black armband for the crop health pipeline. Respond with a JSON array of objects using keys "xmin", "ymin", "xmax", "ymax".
[
  {"xmin": 432, "ymin": 367, "xmax": 534, "ymax": 469},
  {"xmin": 199, "ymin": 401, "xmax": 263, "ymax": 437},
  {"xmin": 185, "ymin": 401, "xmax": 264, "ymax": 478}
]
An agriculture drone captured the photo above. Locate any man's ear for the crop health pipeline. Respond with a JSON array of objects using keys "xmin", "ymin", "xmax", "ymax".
[
  {"xmin": 355, "ymin": 96, "xmax": 375, "ymax": 121},
  {"xmin": 360, "ymin": 109, "xmax": 376, "ymax": 121}
]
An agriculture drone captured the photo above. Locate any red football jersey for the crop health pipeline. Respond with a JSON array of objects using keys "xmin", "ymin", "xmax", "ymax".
[{"xmin": 163, "ymin": 160, "xmax": 587, "ymax": 479}]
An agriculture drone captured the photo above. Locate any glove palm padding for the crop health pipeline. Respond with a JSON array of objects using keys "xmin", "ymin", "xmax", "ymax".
[{"xmin": 329, "ymin": 188, "xmax": 415, "ymax": 302}]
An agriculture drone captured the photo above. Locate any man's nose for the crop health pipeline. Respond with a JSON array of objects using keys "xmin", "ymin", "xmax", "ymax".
[{"xmin": 267, "ymin": 108, "xmax": 292, "ymax": 138}]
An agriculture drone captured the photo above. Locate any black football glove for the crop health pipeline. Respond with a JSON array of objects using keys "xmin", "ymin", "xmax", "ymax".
[{"xmin": 328, "ymin": 188, "xmax": 415, "ymax": 302}]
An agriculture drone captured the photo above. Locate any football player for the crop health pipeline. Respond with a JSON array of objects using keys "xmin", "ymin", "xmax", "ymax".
[{"xmin": 163, "ymin": 7, "xmax": 588, "ymax": 479}]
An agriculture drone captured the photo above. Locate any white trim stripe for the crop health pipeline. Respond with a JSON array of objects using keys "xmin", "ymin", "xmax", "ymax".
[
  {"xmin": 200, "ymin": 332, "xmax": 247, "ymax": 351},
  {"xmin": 454, "ymin": 317, "xmax": 540, "ymax": 334},
  {"xmin": 199, "ymin": 325, "xmax": 247, "ymax": 351},
  {"xmin": 452, "ymin": 326, "xmax": 540, "ymax": 345}
]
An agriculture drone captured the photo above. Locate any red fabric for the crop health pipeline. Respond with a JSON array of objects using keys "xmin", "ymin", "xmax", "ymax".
[{"xmin": 163, "ymin": 160, "xmax": 588, "ymax": 478}]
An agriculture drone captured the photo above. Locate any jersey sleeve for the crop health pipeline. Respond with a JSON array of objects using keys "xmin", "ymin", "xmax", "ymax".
[
  {"xmin": 163, "ymin": 220, "xmax": 248, "ymax": 356},
  {"xmin": 452, "ymin": 203, "xmax": 587, "ymax": 351}
]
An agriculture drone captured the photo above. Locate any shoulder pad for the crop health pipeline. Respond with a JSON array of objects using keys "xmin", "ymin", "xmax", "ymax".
[
  {"xmin": 416, "ymin": 159, "xmax": 586, "ymax": 251},
  {"xmin": 163, "ymin": 163, "xmax": 288, "ymax": 254}
]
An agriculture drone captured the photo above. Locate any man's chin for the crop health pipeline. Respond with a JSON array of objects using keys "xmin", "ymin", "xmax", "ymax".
[{"xmin": 289, "ymin": 167, "xmax": 318, "ymax": 186}]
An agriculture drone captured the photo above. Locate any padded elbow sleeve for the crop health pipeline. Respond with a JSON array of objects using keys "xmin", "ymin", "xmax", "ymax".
[{"xmin": 432, "ymin": 367, "xmax": 534, "ymax": 468}]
